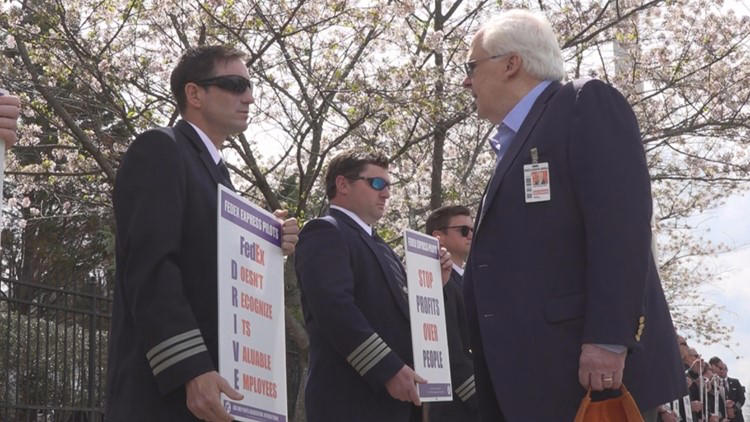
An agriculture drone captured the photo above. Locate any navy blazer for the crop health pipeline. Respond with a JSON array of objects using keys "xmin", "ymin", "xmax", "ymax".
[
  {"xmin": 464, "ymin": 79, "xmax": 686, "ymax": 421},
  {"xmin": 106, "ymin": 120, "xmax": 232, "ymax": 421},
  {"xmin": 295, "ymin": 209, "xmax": 417, "ymax": 422}
]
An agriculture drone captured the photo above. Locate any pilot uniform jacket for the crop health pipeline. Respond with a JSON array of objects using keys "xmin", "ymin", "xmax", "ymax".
[
  {"xmin": 106, "ymin": 120, "xmax": 234, "ymax": 421},
  {"xmin": 428, "ymin": 269, "xmax": 478, "ymax": 422},
  {"xmin": 463, "ymin": 79, "xmax": 686, "ymax": 421},
  {"xmin": 295, "ymin": 208, "xmax": 416, "ymax": 422}
]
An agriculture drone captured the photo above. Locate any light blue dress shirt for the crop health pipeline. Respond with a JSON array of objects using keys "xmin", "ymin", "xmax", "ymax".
[{"xmin": 489, "ymin": 80, "xmax": 552, "ymax": 164}]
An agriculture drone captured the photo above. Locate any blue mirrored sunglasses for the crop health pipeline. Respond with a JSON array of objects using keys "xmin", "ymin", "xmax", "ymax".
[{"xmin": 350, "ymin": 176, "xmax": 392, "ymax": 191}]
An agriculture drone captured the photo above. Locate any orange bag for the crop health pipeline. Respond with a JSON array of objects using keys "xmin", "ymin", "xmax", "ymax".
[{"xmin": 573, "ymin": 385, "xmax": 644, "ymax": 422}]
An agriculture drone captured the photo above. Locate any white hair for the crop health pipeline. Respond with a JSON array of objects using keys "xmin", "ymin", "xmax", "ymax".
[{"xmin": 479, "ymin": 9, "xmax": 565, "ymax": 81}]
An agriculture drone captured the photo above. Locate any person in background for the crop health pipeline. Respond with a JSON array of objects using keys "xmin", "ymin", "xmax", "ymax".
[
  {"xmin": 710, "ymin": 357, "xmax": 745, "ymax": 422},
  {"xmin": 425, "ymin": 205, "xmax": 478, "ymax": 422}
]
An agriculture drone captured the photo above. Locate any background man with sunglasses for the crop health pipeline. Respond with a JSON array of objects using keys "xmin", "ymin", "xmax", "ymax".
[
  {"xmin": 424, "ymin": 205, "xmax": 478, "ymax": 422},
  {"xmin": 106, "ymin": 45, "xmax": 299, "ymax": 422},
  {"xmin": 461, "ymin": 9, "xmax": 685, "ymax": 422},
  {"xmin": 295, "ymin": 149, "xmax": 453, "ymax": 422}
]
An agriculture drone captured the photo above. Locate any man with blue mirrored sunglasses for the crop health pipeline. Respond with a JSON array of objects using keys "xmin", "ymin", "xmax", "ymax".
[{"xmin": 295, "ymin": 148, "xmax": 453, "ymax": 422}]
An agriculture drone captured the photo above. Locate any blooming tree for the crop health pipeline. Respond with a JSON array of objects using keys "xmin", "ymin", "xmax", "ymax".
[{"xmin": 1, "ymin": 0, "xmax": 748, "ymax": 418}]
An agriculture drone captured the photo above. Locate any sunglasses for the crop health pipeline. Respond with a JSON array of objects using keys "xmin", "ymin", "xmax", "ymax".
[
  {"xmin": 193, "ymin": 75, "xmax": 253, "ymax": 94},
  {"xmin": 439, "ymin": 225, "xmax": 473, "ymax": 237},
  {"xmin": 463, "ymin": 53, "xmax": 510, "ymax": 77},
  {"xmin": 350, "ymin": 176, "xmax": 392, "ymax": 191}
]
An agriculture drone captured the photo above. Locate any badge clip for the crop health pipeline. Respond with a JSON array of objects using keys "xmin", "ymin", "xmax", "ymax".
[{"xmin": 530, "ymin": 147, "xmax": 539, "ymax": 164}]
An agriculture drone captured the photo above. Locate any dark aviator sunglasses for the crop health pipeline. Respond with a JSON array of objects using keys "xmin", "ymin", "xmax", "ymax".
[
  {"xmin": 439, "ymin": 225, "xmax": 473, "ymax": 237},
  {"xmin": 349, "ymin": 176, "xmax": 392, "ymax": 191},
  {"xmin": 463, "ymin": 53, "xmax": 509, "ymax": 77},
  {"xmin": 193, "ymin": 75, "xmax": 253, "ymax": 94}
]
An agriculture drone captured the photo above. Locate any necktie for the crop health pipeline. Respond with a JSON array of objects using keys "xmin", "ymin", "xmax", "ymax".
[
  {"xmin": 217, "ymin": 159, "xmax": 234, "ymax": 189},
  {"xmin": 372, "ymin": 233, "xmax": 409, "ymax": 301}
]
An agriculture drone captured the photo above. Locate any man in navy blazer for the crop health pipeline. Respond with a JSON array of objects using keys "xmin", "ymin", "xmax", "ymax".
[
  {"xmin": 107, "ymin": 46, "xmax": 298, "ymax": 421},
  {"xmin": 295, "ymin": 149, "xmax": 452, "ymax": 421},
  {"xmin": 461, "ymin": 10, "xmax": 686, "ymax": 421}
]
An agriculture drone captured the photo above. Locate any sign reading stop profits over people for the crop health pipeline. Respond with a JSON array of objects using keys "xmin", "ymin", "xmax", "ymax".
[
  {"xmin": 217, "ymin": 185, "xmax": 287, "ymax": 422},
  {"xmin": 403, "ymin": 229, "xmax": 453, "ymax": 402}
]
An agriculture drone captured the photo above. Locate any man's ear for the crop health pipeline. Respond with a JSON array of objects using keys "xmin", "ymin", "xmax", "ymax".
[
  {"xmin": 505, "ymin": 54, "xmax": 522, "ymax": 77},
  {"xmin": 432, "ymin": 231, "xmax": 446, "ymax": 248},
  {"xmin": 185, "ymin": 82, "xmax": 203, "ymax": 109},
  {"xmin": 335, "ymin": 175, "xmax": 350, "ymax": 196}
]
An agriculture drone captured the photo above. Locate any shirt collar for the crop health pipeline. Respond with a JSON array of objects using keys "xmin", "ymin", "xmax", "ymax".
[
  {"xmin": 500, "ymin": 80, "xmax": 553, "ymax": 134},
  {"xmin": 330, "ymin": 205, "xmax": 373, "ymax": 236},
  {"xmin": 187, "ymin": 121, "xmax": 223, "ymax": 165},
  {"xmin": 452, "ymin": 263, "xmax": 464, "ymax": 276}
]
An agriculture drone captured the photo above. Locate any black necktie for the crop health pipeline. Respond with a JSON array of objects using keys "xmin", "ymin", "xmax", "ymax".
[
  {"xmin": 372, "ymin": 233, "xmax": 408, "ymax": 300},
  {"xmin": 217, "ymin": 159, "xmax": 234, "ymax": 189}
]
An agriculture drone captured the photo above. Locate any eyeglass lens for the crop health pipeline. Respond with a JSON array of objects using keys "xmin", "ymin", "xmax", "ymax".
[{"xmin": 195, "ymin": 75, "xmax": 253, "ymax": 93}]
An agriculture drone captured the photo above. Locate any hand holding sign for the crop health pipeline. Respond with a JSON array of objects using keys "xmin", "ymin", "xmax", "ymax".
[
  {"xmin": 186, "ymin": 371, "xmax": 243, "ymax": 422},
  {"xmin": 273, "ymin": 209, "xmax": 299, "ymax": 256},
  {"xmin": 436, "ymin": 241, "xmax": 452, "ymax": 286},
  {"xmin": 0, "ymin": 89, "xmax": 20, "ymax": 148},
  {"xmin": 385, "ymin": 364, "xmax": 427, "ymax": 406},
  {"xmin": 1, "ymin": 88, "xmax": 21, "ymax": 233}
]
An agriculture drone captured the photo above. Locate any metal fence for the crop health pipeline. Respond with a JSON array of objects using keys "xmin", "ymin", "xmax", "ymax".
[
  {"xmin": 0, "ymin": 275, "xmax": 305, "ymax": 422},
  {"xmin": 0, "ymin": 275, "xmax": 111, "ymax": 422}
]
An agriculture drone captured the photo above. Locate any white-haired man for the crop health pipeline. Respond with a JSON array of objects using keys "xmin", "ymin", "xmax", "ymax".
[{"xmin": 461, "ymin": 9, "xmax": 686, "ymax": 421}]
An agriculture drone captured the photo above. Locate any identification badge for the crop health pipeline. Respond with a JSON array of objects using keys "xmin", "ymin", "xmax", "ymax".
[{"xmin": 523, "ymin": 162, "xmax": 550, "ymax": 202}]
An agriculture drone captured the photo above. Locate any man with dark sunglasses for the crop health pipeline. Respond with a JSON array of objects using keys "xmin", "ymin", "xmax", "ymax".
[
  {"xmin": 425, "ymin": 205, "xmax": 478, "ymax": 422},
  {"xmin": 106, "ymin": 45, "xmax": 299, "ymax": 422},
  {"xmin": 461, "ymin": 9, "xmax": 685, "ymax": 422},
  {"xmin": 295, "ymin": 149, "xmax": 453, "ymax": 422},
  {"xmin": 193, "ymin": 74, "xmax": 254, "ymax": 94}
]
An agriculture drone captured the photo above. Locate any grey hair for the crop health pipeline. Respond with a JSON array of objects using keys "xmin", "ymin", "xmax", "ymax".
[{"xmin": 479, "ymin": 9, "xmax": 565, "ymax": 81}]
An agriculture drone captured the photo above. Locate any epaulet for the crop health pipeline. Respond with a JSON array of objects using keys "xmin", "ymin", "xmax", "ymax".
[{"xmin": 153, "ymin": 126, "xmax": 176, "ymax": 142}]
